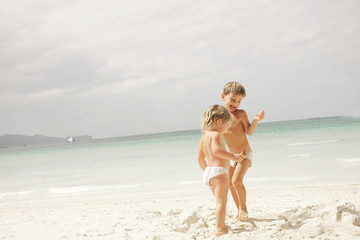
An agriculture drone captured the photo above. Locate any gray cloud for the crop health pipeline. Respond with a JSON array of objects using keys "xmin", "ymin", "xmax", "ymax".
[{"xmin": 1, "ymin": 0, "xmax": 359, "ymax": 138}]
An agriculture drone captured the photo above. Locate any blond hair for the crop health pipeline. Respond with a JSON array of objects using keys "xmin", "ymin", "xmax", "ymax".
[
  {"xmin": 201, "ymin": 105, "xmax": 231, "ymax": 134},
  {"xmin": 222, "ymin": 82, "xmax": 246, "ymax": 97}
]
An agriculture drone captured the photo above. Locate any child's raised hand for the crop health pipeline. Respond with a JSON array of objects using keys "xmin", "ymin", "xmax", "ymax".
[{"xmin": 255, "ymin": 110, "xmax": 265, "ymax": 121}]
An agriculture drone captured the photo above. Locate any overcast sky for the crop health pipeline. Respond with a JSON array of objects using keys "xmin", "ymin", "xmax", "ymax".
[{"xmin": 1, "ymin": 0, "xmax": 359, "ymax": 139}]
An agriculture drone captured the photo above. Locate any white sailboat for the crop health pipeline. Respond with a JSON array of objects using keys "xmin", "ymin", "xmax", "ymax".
[{"xmin": 67, "ymin": 136, "xmax": 75, "ymax": 143}]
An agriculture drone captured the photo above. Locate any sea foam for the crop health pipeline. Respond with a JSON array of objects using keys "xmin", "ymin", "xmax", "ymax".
[
  {"xmin": 285, "ymin": 153, "xmax": 313, "ymax": 158},
  {"xmin": 337, "ymin": 158, "xmax": 360, "ymax": 163},
  {"xmin": 288, "ymin": 139, "xmax": 338, "ymax": 146},
  {"xmin": 246, "ymin": 176, "xmax": 318, "ymax": 183},
  {"xmin": 0, "ymin": 191, "xmax": 33, "ymax": 199},
  {"xmin": 47, "ymin": 184, "xmax": 146, "ymax": 195}
]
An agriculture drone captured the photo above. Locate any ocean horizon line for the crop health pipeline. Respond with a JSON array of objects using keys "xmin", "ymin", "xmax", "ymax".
[
  {"xmin": 95, "ymin": 115, "xmax": 359, "ymax": 140},
  {"xmin": 1, "ymin": 115, "xmax": 359, "ymax": 142}
]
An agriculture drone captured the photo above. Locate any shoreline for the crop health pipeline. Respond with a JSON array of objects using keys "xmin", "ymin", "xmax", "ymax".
[
  {"xmin": 2, "ymin": 181, "xmax": 360, "ymax": 204},
  {"xmin": 1, "ymin": 184, "xmax": 359, "ymax": 239}
]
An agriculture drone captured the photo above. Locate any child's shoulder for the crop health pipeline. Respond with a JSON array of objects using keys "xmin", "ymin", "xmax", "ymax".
[
  {"xmin": 202, "ymin": 130, "xmax": 221, "ymax": 138},
  {"xmin": 208, "ymin": 130, "xmax": 221, "ymax": 137},
  {"xmin": 204, "ymin": 131, "xmax": 222, "ymax": 141},
  {"xmin": 233, "ymin": 109, "xmax": 247, "ymax": 118}
]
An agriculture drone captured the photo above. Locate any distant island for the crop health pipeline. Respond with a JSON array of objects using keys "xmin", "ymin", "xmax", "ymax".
[{"xmin": 0, "ymin": 134, "xmax": 92, "ymax": 148}]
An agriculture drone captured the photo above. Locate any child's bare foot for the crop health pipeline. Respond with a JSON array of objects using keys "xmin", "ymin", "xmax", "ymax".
[
  {"xmin": 215, "ymin": 226, "xmax": 229, "ymax": 237},
  {"xmin": 235, "ymin": 210, "xmax": 241, "ymax": 220},
  {"xmin": 240, "ymin": 208, "xmax": 248, "ymax": 220}
]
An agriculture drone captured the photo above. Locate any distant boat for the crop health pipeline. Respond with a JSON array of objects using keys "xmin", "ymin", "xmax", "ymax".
[{"xmin": 67, "ymin": 136, "xmax": 75, "ymax": 143}]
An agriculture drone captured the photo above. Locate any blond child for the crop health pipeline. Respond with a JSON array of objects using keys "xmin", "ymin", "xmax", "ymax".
[
  {"xmin": 221, "ymin": 82, "xmax": 265, "ymax": 221},
  {"xmin": 197, "ymin": 105, "xmax": 244, "ymax": 236}
]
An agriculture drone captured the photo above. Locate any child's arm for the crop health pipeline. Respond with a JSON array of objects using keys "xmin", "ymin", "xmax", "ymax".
[
  {"xmin": 234, "ymin": 151, "xmax": 246, "ymax": 163},
  {"xmin": 243, "ymin": 110, "xmax": 265, "ymax": 136},
  {"xmin": 197, "ymin": 144, "xmax": 207, "ymax": 171},
  {"xmin": 211, "ymin": 132, "xmax": 238, "ymax": 160}
]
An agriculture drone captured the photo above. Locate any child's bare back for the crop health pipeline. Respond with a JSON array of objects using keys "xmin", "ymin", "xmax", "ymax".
[{"xmin": 199, "ymin": 131, "xmax": 230, "ymax": 169}]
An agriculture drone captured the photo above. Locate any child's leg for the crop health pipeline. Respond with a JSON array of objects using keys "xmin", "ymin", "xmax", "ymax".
[
  {"xmin": 231, "ymin": 159, "xmax": 251, "ymax": 219},
  {"xmin": 228, "ymin": 166, "xmax": 240, "ymax": 214},
  {"xmin": 210, "ymin": 173, "xmax": 229, "ymax": 236}
]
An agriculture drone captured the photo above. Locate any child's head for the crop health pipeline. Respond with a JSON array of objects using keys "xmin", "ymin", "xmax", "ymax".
[
  {"xmin": 222, "ymin": 82, "xmax": 246, "ymax": 97},
  {"xmin": 221, "ymin": 82, "xmax": 246, "ymax": 112},
  {"xmin": 202, "ymin": 105, "xmax": 231, "ymax": 134}
]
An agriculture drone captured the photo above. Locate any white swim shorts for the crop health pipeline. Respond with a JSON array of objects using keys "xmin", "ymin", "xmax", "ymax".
[
  {"xmin": 202, "ymin": 167, "xmax": 228, "ymax": 187},
  {"xmin": 230, "ymin": 149, "xmax": 253, "ymax": 168}
]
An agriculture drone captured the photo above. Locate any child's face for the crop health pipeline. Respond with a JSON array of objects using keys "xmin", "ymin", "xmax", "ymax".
[{"xmin": 221, "ymin": 93, "xmax": 244, "ymax": 112}]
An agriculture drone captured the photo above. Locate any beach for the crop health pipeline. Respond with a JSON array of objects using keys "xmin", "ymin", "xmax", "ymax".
[
  {"xmin": 1, "ymin": 117, "xmax": 360, "ymax": 239},
  {"xmin": 1, "ymin": 184, "xmax": 359, "ymax": 240}
]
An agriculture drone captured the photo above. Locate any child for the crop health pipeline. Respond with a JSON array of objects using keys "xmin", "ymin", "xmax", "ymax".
[
  {"xmin": 221, "ymin": 82, "xmax": 265, "ymax": 221},
  {"xmin": 197, "ymin": 105, "xmax": 244, "ymax": 236}
]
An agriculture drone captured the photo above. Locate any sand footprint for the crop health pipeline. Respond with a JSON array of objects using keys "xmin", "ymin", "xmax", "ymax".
[
  {"xmin": 336, "ymin": 202, "xmax": 360, "ymax": 227},
  {"xmin": 171, "ymin": 208, "xmax": 210, "ymax": 233},
  {"xmin": 167, "ymin": 209, "xmax": 183, "ymax": 216},
  {"xmin": 152, "ymin": 234, "xmax": 188, "ymax": 240},
  {"xmin": 277, "ymin": 204, "xmax": 323, "ymax": 229},
  {"xmin": 236, "ymin": 221, "xmax": 254, "ymax": 231}
]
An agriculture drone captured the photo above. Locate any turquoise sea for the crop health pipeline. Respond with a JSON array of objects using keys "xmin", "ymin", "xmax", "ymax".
[{"xmin": 1, "ymin": 117, "xmax": 360, "ymax": 202}]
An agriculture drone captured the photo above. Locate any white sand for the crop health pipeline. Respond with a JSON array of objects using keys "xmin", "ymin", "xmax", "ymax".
[{"xmin": 1, "ymin": 184, "xmax": 359, "ymax": 240}]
